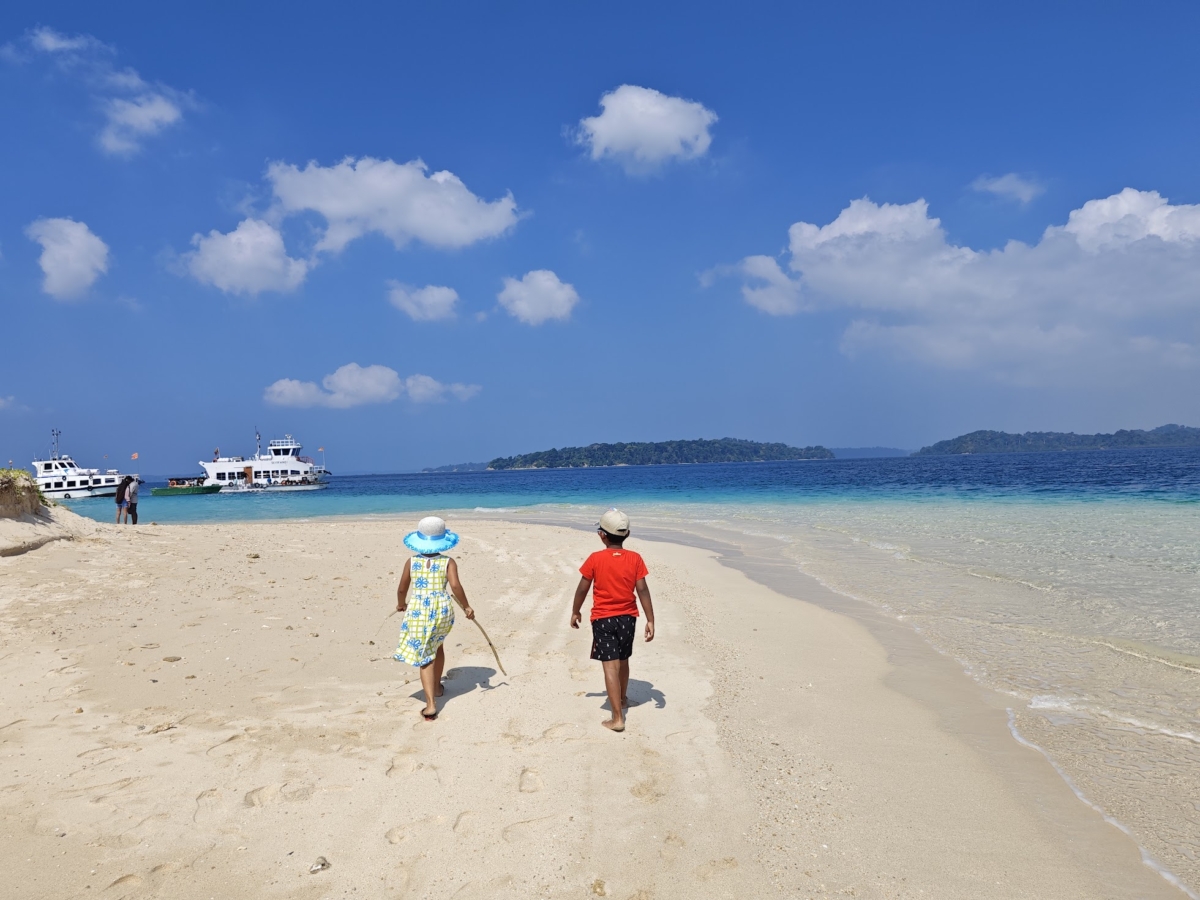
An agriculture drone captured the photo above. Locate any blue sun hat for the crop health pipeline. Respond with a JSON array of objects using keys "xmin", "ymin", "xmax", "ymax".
[{"xmin": 404, "ymin": 516, "xmax": 460, "ymax": 554}]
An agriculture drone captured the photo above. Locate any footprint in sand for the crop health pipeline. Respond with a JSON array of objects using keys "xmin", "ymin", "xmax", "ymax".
[
  {"xmin": 518, "ymin": 768, "xmax": 543, "ymax": 793},
  {"xmin": 244, "ymin": 784, "xmax": 280, "ymax": 807},
  {"xmin": 501, "ymin": 815, "xmax": 554, "ymax": 843},
  {"xmin": 695, "ymin": 858, "xmax": 739, "ymax": 880},
  {"xmin": 452, "ymin": 811, "xmax": 473, "ymax": 834},
  {"xmin": 107, "ymin": 873, "xmax": 143, "ymax": 889},
  {"xmin": 385, "ymin": 863, "xmax": 410, "ymax": 892},
  {"xmin": 193, "ymin": 788, "xmax": 222, "ymax": 824},
  {"xmin": 538, "ymin": 722, "xmax": 581, "ymax": 743},
  {"xmin": 630, "ymin": 777, "xmax": 665, "ymax": 802},
  {"xmin": 386, "ymin": 754, "xmax": 417, "ymax": 777},
  {"xmin": 385, "ymin": 825, "xmax": 407, "ymax": 844}
]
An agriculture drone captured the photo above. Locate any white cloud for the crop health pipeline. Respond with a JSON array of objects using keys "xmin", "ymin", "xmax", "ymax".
[
  {"xmin": 388, "ymin": 282, "xmax": 459, "ymax": 321},
  {"xmin": 188, "ymin": 157, "xmax": 518, "ymax": 294},
  {"xmin": 972, "ymin": 173, "xmax": 1044, "ymax": 205},
  {"xmin": 0, "ymin": 395, "xmax": 15, "ymax": 410},
  {"xmin": 732, "ymin": 188, "xmax": 1200, "ymax": 384},
  {"xmin": 25, "ymin": 217, "xmax": 109, "ymax": 300},
  {"xmin": 28, "ymin": 26, "xmax": 101, "ymax": 54},
  {"xmin": 6, "ymin": 27, "xmax": 189, "ymax": 156},
  {"xmin": 264, "ymin": 365, "xmax": 479, "ymax": 408},
  {"xmin": 497, "ymin": 270, "xmax": 580, "ymax": 325},
  {"xmin": 186, "ymin": 219, "xmax": 308, "ymax": 295},
  {"xmin": 267, "ymin": 157, "xmax": 518, "ymax": 253},
  {"xmin": 403, "ymin": 374, "xmax": 481, "ymax": 403},
  {"xmin": 265, "ymin": 363, "xmax": 404, "ymax": 409},
  {"xmin": 738, "ymin": 255, "xmax": 805, "ymax": 315},
  {"xmin": 577, "ymin": 84, "xmax": 717, "ymax": 174},
  {"xmin": 99, "ymin": 93, "xmax": 183, "ymax": 155}
]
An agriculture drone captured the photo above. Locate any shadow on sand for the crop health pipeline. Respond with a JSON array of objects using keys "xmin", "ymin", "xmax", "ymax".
[
  {"xmin": 586, "ymin": 678, "xmax": 666, "ymax": 712},
  {"xmin": 408, "ymin": 665, "xmax": 504, "ymax": 708}
]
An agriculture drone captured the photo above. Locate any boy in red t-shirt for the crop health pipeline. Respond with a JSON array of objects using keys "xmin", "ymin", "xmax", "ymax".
[{"xmin": 570, "ymin": 508, "xmax": 655, "ymax": 732}]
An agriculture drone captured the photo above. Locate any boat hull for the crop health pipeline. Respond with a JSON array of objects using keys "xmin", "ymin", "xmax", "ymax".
[
  {"xmin": 220, "ymin": 482, "xmax": 329, "ymax": 493},
  {"xmin": 150, "ymin": 485, "xmax": 223, "ymax": 496},
  {"xmin": 44, "ymin": 486, "xmax": 119, "ymax": 500}
]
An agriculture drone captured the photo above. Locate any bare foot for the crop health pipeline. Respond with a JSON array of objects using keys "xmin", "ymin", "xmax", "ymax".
[{"xmin": 601, "ymin": 717, "xmax": 625, "ymax": 732}]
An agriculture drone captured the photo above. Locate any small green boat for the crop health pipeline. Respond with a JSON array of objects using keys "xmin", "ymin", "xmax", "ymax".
[{"xmin": 151, "ymin": 477, "xmax": 222, "ymax": 496}]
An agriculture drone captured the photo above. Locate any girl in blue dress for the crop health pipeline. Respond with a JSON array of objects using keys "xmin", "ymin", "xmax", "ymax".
[{"xmin": 394, "ymin": 516, "xmax": 475, "ymax": 720}]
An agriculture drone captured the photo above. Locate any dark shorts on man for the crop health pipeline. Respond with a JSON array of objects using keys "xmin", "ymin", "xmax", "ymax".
[
  {"xmin": 590, "ymin": 614, "xmax": 636, "ymax": 662},
  {"xmin": 127, "ymin": 503, "xmax": 138, "ymax": 524}
]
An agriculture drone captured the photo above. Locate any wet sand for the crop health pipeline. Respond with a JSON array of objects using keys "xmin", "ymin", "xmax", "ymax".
[{"xmin": 0, "ymin": 515, "xmax": 1184, "ymax": 898}]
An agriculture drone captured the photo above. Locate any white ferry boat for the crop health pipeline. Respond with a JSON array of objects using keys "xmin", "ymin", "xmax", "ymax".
[
  {"xmin": 31, "ymin": 430, "xmax": 139, "ymax": 500},
  {"xmin": 200, "ymin": 432, "xmax": 329, "ymax": 492}
]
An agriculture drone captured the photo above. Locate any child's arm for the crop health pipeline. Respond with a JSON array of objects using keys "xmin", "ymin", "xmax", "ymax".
[
  {"xmin": 635, "ymin": 578, "xmax": 655, "ymax": 642},
  {"xmin": 396, "ymin": 563, "xmax": 412, "ymax": 612},
  {"xmin": 446, "ymin": 558, "xmax": 475, "ymax": 619},
  {"xmin": 569, "ymin": 576, "xmax": 592, "ymax": 628}
]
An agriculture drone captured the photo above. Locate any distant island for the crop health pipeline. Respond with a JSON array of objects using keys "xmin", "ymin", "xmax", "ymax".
[
  {"xmin": 488, "ymin": 438, "xmax": 834, "ymax": 470},
  {"xmin": 916, "ymin": 424, "xmax": 1200, "ymax": 455},
  {"xmin": 421, "ymin": 462, "xmax": 488, "ymax": 473}
]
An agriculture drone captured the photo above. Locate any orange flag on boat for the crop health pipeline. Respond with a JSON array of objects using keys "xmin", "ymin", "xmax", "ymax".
[
  {"xmin": 130, "ymin": 452, "xmax": 139, "ymax": 460},
  {"xmin": 318, "ymin": 447, "xmax": 324, "ymax": 452}
]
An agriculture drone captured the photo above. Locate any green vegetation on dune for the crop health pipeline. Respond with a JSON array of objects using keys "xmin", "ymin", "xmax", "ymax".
[
  {"xmin": 487, "ymin": 438, "xmax": 833, "ymax": 470},
  {"xmin": 0, "ymin": 468, "xmax": 45, "ymax": 516},
  {"xmin": 916, "ymin": 424, "xmax": 1200, "ymax": 455}
]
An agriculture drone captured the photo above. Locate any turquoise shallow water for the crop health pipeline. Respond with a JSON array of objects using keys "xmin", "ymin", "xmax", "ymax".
[{"xmin": 63, "ymin": 449, "xmax": 1200, "ymax": 892}]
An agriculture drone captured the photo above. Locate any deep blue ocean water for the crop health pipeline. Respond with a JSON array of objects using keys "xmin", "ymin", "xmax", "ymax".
[{"xmin": 62, "ymin": 446, "xmax": 1200, "ymax": 524}]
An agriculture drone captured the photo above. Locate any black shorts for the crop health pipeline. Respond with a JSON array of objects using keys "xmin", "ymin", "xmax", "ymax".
[{"xmin": 590, "ymin": 614, "xmax": 636, "ymax": 662}]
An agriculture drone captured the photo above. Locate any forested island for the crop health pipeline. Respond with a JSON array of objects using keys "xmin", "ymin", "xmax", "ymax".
[
  {"xmin": 488, "ymin": 438, "xmax": 833, "ymax": 470},
  {"xmin": 421, "ymin": 462, "xmax": 488, "ymax": 473},
  {"xmin": 916, "ymin": 424, "xmax": 1200, "ymax": 455}
]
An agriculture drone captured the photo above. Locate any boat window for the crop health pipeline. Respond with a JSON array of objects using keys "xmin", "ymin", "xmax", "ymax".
[
  {"xmin": 43, "ymin": 463, "xmax": 52, "ymax": 472},
  {"xmin": 254, "ymin": 471, "xmax": 262, "ymax": 477},
  {"xmin": 67, "ymin": 481, "xmax": 76, "ymax": 487},
  {"xmin": 290, "ymin": 470, "xmax": 300, "ymax": 475},
  {"xmin": 54, "ymin": 482, "xmax": 63, "ymax": 488},
  {"xmin": 105, "ymin": 478, "xmax": 115, "ymax": 484},
  {"xmin": 216, "ymin": 472, "xmax": 227, "ymax": 480}
]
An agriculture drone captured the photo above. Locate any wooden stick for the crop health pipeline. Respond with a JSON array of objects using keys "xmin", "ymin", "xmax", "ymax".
[
  {"xmin": 373, "ymin": 609, "xmax": 397, "ymax": 639},
  {"xmin": 470, "ymin": 617, "xmax": 507, "ymax": 676}
]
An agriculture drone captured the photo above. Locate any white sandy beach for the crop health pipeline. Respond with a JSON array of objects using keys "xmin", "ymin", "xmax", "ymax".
[{"xmin": 0, "ymin": 511, "xmax": 1185, "ymax": 899}]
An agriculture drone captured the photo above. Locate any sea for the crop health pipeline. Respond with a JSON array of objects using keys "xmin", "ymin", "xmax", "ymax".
[{"xmin": 64, "ymin": 448, "xmax": 1200, "ymax": 893}]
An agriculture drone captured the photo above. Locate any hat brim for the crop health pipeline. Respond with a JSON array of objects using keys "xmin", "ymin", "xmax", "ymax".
[{"xmin": 404, "ymin": 531, "xmax": 460, "ymax": 554}]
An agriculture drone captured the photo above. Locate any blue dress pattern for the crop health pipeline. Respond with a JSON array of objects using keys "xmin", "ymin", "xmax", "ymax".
[{"xmin": 394, "ymin": 554, "xmax": 455, "ymax": 667}]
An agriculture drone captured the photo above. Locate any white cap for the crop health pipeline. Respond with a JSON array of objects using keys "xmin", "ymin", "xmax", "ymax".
[{"xmin": 598, "ymin": 508, "xmax": 630, "ymax": 537}]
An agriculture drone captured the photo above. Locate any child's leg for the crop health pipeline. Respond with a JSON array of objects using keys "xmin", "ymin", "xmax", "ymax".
[
  {"xmin": 601, "ymin": 660, "xmax": 625, "ymax": 731},
  {"xmin": 619, "ymin": 658, "xmax": 630, "ymax": 706},
  {"xmin": 433, "ymin": 645, "xmax": 446, "ymax": 696},
  {"xmin": 418, "ymin": 661, "xmax": 438, "ymax": 717}
]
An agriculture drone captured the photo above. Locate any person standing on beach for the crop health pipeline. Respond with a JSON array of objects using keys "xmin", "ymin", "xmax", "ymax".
[
  {"xmin": 393, "ymin": 517, "xmax": 475, "ymax": 721},
  {"xmin": 114, "ymin": 476, "xmax": 130, "ymax": 524},
  {"xmin": 570, "ymin": 509, "xmax": 655, "ymax": 733},
  {"xmin": 125, "ymin": 477, "xmax": 140, "ymax": 525}
]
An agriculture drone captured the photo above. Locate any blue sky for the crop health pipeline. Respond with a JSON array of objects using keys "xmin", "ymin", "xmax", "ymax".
[{"xmin": 3, "ymin": 2, "xmax": 1200, "ymax": 473}]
